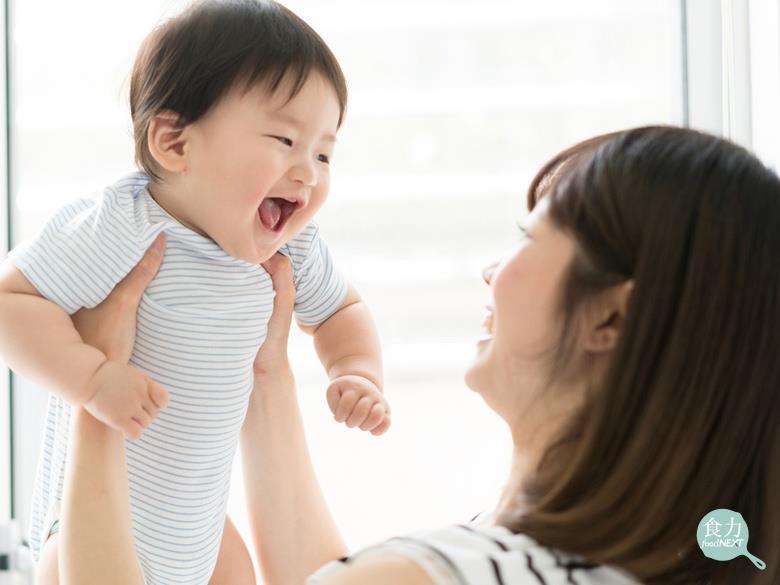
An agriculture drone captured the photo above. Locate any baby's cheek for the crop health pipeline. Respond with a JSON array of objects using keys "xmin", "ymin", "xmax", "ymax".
[{"xmin": 310, "ymin": 187, "xmax": 329, "ymax": 214}]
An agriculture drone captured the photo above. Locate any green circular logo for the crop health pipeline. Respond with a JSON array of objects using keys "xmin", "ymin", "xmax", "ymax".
[{"xmin": 697, "ymin": 509, "xmax": 766, "ymax": 570}]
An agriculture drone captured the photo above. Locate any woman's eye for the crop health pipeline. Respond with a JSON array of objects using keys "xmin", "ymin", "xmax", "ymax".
[
  {"xmin": 516, "ymin": 222, "xmax": 531, "ymax": 242},
  {"xmin": 318, "ymin": 154, "xmax": 330, "ymax": 164}
]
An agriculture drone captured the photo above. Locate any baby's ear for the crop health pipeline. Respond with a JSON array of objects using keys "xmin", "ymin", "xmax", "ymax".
[{"xmin": 147, "ymin": 110, "xmax": 188, "ymax": 174}]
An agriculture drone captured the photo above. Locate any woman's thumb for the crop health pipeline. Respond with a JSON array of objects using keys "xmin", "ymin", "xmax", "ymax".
[
  {"xmin": 261, "ymin": 253, "xmax": 296, "ymax": 336},
  {"xmin": 114, "ymin": 234, "xmax": 166, "ymax": 302}
]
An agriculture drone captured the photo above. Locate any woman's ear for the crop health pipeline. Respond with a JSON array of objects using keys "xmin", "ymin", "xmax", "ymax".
[
  {"xmin": 583, "ymin": 280, "xmax": 634, "ymax": 353},
  {"xmin": 147, "ymin": 111, "xmax": 189, "ymax": 174}
]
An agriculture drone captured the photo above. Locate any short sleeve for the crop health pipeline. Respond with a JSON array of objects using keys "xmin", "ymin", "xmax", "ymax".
[
  {"xmin": 306, "ymin": 540, "xmax": 460, "ymax": 585},
  {"xmin": 8, "ymin": 189, "xmax": 143, "ymax": 315},
  {"xmin": 305, "ymin": 524, "xmax": 633, "ymax": 585},
  {"xmin": 281, "ymin": 222, "xmax": 348, "ymax": 326}
]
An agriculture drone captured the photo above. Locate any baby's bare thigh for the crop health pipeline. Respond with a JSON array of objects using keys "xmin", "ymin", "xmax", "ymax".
[
  {"xmin": 36, "ymin": 516, "xmax": 255, "ymax": 585},
  {"xmin": 36, "ymin": 530, "xmax": 60, "ymax": 585},
  {"xmin": 208, "ymin": 516, "xmax": 256, "ymax": 585}
]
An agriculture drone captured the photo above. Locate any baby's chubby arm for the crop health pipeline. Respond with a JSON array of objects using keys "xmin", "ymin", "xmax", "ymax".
[
  {"xmin": 0, "ymin": 236, "xmax": 170, "ymax": 439},
  {"xmin": 300, "ymin": 284, "xmax": 390, "ymax": 435}
]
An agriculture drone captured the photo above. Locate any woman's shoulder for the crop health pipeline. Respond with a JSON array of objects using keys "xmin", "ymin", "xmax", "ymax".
[{"xmin": 308, "ymin": 522, "xmax": 641, "ymax": 585}]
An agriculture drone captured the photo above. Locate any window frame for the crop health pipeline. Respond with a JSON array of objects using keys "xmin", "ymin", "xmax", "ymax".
[{"xmin": 1, "ymin": 0, "xmax": 12, "ymax": 524}]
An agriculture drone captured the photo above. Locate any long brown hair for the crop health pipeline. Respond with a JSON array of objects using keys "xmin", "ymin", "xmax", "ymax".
[{"xmin": 499, "ymin": 126, "xmax": 780, "ymax": 585}]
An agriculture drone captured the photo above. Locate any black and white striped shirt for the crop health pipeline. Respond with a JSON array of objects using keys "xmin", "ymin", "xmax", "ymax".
[
  {"xmin": 308, "ymin": 522, "xmax": 641, "ymax": 585},
  {"xmin": 10, "ymin": 172, "xmax": 348, "ymax": 585}
]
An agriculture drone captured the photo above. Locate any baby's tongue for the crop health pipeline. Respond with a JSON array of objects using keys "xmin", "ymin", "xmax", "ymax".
[{"xmin": 259, "ymin": 198, "xmax": 281, "ymax": 230}]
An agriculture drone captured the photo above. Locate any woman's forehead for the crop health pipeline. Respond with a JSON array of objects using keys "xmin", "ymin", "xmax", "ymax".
[{"xmin": 527, "ymin": 197, "xmax": 550, "ymax": 227}]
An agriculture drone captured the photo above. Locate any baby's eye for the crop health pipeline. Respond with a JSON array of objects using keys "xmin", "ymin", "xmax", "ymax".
[
  {"xmin": 318, "ymin": 154, "xmax": 330, "ymax": 164},
  {"xmin": 270, "ymin": 135, "xmax": 293, "ymax": 147}
]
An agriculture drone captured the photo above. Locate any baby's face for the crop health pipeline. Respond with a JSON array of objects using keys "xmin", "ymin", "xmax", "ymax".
[{"xmin": 181, "ymin": 72, "xmax": 340, "ymax": 263}]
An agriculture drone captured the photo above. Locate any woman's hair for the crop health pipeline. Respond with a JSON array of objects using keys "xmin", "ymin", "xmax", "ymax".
[
  {"xmin": 129, "ymin": 0, "xmax": 348, "ymax": 181},
  {"xmin": 498, "ymin": 126, "xmax": 780, "ymax": 585}
]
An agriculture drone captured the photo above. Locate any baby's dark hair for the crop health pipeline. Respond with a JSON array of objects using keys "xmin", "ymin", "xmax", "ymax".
[{"xmin": 129, "ymin": 0, "xmax": 348, "ymax": 181}]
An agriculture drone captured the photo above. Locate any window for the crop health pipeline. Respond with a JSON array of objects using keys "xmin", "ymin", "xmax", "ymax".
[
  {"xmin": 261, "ymin": 0, "xmax": 679, "ymax": 548},
  {"xmin": 748, "ymin": 0, "xmax": 780, "ymax": 169},
  {"xmin": 9, "ymin": 0, "xmax": 679, "ymax": 565},
  {"xmin": 0, "ymin": 0, "xmax": 10, "ymax": 524}
]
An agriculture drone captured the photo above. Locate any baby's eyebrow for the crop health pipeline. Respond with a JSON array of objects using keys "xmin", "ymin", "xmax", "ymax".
[{"xmin": 269, "ymin": 110, "xmax": 336, "ymax": 143}]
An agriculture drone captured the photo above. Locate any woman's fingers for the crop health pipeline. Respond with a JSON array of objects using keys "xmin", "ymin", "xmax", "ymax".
[
  {"xmin": 260, "ymin": 253, "xmax": 296, "ymax": 337},
  {"xmin": 254, "ymin": 254, "xmax": 296, "ymax": 374},
  {"xmin": 71, "ymin": 234, "xmax": 166, "ymax": 364},
  {"xmin": 112, "ymin": 234, "xmax": 166, "ymax": 308}
]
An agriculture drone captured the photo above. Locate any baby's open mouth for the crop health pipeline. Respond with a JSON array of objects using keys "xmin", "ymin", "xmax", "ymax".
[{"xmin": 258, "ymin": 197, "xmax": 299, "ymax": 232}]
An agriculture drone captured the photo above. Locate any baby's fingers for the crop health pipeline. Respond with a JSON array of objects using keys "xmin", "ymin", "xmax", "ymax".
[
  {"xmin": 370, "ymin": 414, "xmax": 392, "ymax": 436},
  {"xmin": 123, "ymin": 419, "xmax": 144, "ymax": 441},
  {"xmin": 132, "ymin": 408, "xmax": 152, "ymax": 431},
  {"xmin": 326, "ymin": 384, "xmax": 342, "ymax": 416},
  {"xmin": 334, "ymin": 390, "xmax": 359, "ymax": 423},
  {"xmin": 346, "ymin": 396, "xmax": 375, "ymax": 428},
  {"xmin": 359, "ymin": 403, "xmax": 387, "ymax": 432},
  {"xmin": 148, "ymin": 380, "xmax": 170, "ymax": 410},
  {"xmin": 142, "ymin": 400, "xmax": 160, "ymax": 422}
]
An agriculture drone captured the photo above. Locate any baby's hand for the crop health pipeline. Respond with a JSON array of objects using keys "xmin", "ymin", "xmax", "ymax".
[
  {"xmin": 84, "ymin": 360, "xmax": 170, "ymax": 441},
  {"xmin": 326, "ymin": 375, "xmax": 391, "ymax": 435}
]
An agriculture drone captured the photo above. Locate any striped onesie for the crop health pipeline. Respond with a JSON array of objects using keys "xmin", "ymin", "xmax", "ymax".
[{"xmin": 10, "ymin": 172, "xmax": 348, "ymax": 584}]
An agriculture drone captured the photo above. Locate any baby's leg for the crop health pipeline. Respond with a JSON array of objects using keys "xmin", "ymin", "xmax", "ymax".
[
  {"xmin": 207, "ymin": 516, "xmax": 256, "ymax": 585},
  {"xmin": 35, "ymin": 529, "xmax": 59, "ymax": 585},
  {"xmin": 37, "ymin": 408, "xmax": 254, "ymax": 585},
  {"xmin": 37, "ymin": 518, "xmax": 254, "ymax": 585},
  {"xmin": 57, "ymin": 407, "xmax": 145, "ymax": 585},
  {"xmin": 37, "ymin": 515, "xmax": 255, "ymax": 585},
  {"xmin": 36, "ymin": 410, "xmax": 143, "ymax": 584}
]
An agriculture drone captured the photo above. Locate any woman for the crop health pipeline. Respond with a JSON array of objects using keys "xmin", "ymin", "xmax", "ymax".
[{"xmin": 53, "ymin": 126, "xmax": 778, "ymax": 585}]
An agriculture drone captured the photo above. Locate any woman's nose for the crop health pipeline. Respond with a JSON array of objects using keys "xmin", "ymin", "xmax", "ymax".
[{"xmin": 482, "ymin": 262, "xmax": 498, "ymax": 285}]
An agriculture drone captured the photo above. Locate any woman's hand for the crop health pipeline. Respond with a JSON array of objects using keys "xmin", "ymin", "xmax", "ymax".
[
  {"xmin": 71, "ymin": 234, "xmax": 169, "ymax": 438},
  {"xmin": 254, "ymin": 252, "xmax": 296, "ymax": 375},
  {"xmin": 72, "ymin": 234, "xmax": 165, "ymax": 362},
  {"xmin": 242, "ymin": 252, "xmax": 348, "ymax": 585}
]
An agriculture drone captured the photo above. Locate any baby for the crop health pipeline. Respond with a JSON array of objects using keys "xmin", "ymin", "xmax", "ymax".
[{"xmin": 0, "ymin": 1, "xmax": 389, "ymax": 583}]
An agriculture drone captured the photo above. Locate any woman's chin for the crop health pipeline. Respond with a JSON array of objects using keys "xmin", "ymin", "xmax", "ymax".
[
  {"xmin": 464, "ymin": 333, "xmax": 498, "ymax": 394},
  {"xmin": 464, "ymin": 341, "xmax": 493, "ymax": 393}
]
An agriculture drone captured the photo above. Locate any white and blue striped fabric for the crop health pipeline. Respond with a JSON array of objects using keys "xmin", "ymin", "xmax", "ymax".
[
  {"xmin": 10, "ymin": 172, "xmax": 348, "ymax": 585},
  {"xmin": 308, "ymin": 522, "xmax": 641, "ymax": 585}
]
